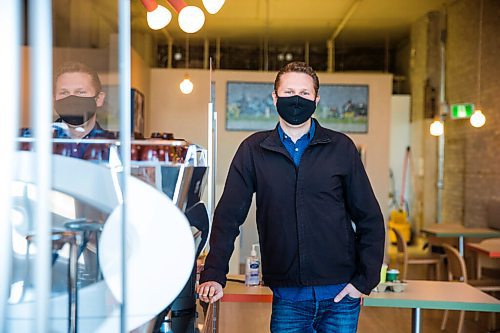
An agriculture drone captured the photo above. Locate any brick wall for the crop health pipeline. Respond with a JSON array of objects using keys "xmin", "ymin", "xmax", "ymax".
[
  {"xmin": 408, "ymin": 12, "xmax": 440, "ymax": 230},
  {"xmin": 410, "ymin": 0, "xmax": 500, "ymax": 228},
  {"xmin": 444, "ymin": 0, "xmax": 500, "ymax": 227}
]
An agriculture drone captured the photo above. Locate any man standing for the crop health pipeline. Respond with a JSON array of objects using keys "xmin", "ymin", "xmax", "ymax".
[{"xmin": 198, "ymin": 62, "xmax": 385, "ymax": 332}]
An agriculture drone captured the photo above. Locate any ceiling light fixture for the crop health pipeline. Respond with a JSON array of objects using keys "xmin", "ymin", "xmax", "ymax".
[
  {"xmin": 178, "ymin": 6, "xmax": 205, "ymax": 33},
  {"xmin": 472, "ymin": 0, "xmax": 486, "ymax": 128},
  {"xmin": 180, "ymin": 76, "xmax": 194, "ymax": 94},
  {"xmin": 430, "ymin": 118, "xmax": 444, "ymax": 137},
  {"xmin": 140, "ymin": 0, "xmax": 172, "ymax": 30},
  {"xmin": 202, "ymin": 0, "xmax": 225, "ymax": 14},
  {"xmin": 470, "ymin": 110, "xmax": 486, "ymax": 128},
  {"xmin": 179, "ymin": 38, "xmax": 194, "ymax": 94},
  {"xmin": 167, "ymin": 0, "xmax": 205, "ymax": 34}
]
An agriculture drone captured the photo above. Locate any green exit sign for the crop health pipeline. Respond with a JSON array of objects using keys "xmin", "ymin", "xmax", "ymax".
[{"xmin": 450, "ymin": 103, "xmax": 474, "ymax": 119}]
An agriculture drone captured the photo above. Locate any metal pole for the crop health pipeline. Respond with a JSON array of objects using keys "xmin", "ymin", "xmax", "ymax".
[
  {"xmin": 68, "ymin": 237, "xmax": 79, "ymax": 333},
  {"xmin": 437, "ymin": 132, "xmax": 445, "ymax": 224},
  {"xmin": 215, "ymin": 38, "xmax": 221, "ymax": 69},
  {"xmin": 304, "ymin": 41, "xmax": 310, "ymax": 65},
  {"xmin": 0, "ymin": 1, "xmax": 22, "ymax": 331},
  {"xmin": 29, "ymin": 0, "xmax": 53, "ymax": 331},
  {"xmin": 411, "ymin": 308, "xmax": 422, "ymax": 333},
  {"xmin": 118, "ymin": 0, "xmax": 131, "ymax": 331},
  {"xmin": 204, "ymin": 38, "xmax": 210, "ymax": 69},
  {"xmin": 327, "ymin": 40, "xmax": 334, "ymax": 73},
  {"xmin": 207, "ymin": 59, "xmax": 215, "ymax": 218},
  {"xmin": 436, "ymin": 13, "xmax": 447, "ymax": 224},
  {"xmin": 167, "ymin": 39, "xmax": 173, "ymax": 69},
  {"xmin": 264, "ymin": 38, "xmax": 269, "ymax": 71}
]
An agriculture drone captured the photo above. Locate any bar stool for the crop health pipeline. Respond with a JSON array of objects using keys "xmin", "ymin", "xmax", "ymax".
[
  {"xmin": 26, "ymin": 219, "xmax": 102, "ymax": 333},
  {"xmin": 23, "ymin": 229, "xmax": 74, "ymax": 303},
  {"xmin": 63, "ymin": 218, "xmax": 103, "ymax": 333}
]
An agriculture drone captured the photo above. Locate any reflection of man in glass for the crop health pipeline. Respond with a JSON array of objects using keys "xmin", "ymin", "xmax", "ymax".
[
  {"xmin": 21, "ymin": 61, "xmax": 115, "ymax": 158},
  {"xmin": 53, "ymin": 62, "xmax": 115, "ymax": 148}
]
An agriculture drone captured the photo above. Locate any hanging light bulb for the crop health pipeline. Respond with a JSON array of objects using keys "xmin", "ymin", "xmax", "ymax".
[
  {"xmin": 178, "ymin": 6, "xmax": 205, "ymax": 33},
  {"xmin": 470, "ymin": 109, "xmax": 486, "ymax": 128},
  {"xmin": 180, "ymin": 76, "xmax": 194, "ymax": 94},
  {"xmin": 141, "ymin": 0, "xmax": 172, "ymax": 30},
  {"xmin": 179, "ymin": 38, "xmax": 193, "ymax": 94},
  {"xmin": 470, "ymin": 2, "xmax": 486, "ymax": 129},
  {"xmin": 202, "ymin": 0, "xmax": 225, "ymax": 14},
  {"xmin": 430, "ymin": 119, "xmax": 444, "ymax": 136},
  {"xmin": 147, "ymin": 5, "xmax": 172, "ymax": 30}
]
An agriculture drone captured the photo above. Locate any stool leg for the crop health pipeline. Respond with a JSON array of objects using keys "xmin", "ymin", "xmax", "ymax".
[
  {"xmin": 68, "ymin": 235, "xmax": 80, "ymax": 333},
  {"xmin": 95, "ymin": 231, "xmax": 101, "ymax": 281}
]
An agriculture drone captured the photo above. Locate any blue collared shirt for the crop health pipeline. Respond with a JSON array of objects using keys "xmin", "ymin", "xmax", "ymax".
[
  {"xmin": 277, "ymin": 120, "xmax": 316, "ymax": 167},
  {"xmin": 20, "ymin": 120, "xmax": 115, "ymax": 159},
  {"xmin": 273, "ymin": 120, "xmax": 347, "ymax": 301}
]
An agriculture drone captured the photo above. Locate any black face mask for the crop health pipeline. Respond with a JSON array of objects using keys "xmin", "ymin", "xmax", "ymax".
[
  {"xmin": 276, "ymin": 95, "xmax": 316, "ymax": 125},
  {"xmin": 54, "ymin": 95, "xmax": 98, "ymax": 126}
]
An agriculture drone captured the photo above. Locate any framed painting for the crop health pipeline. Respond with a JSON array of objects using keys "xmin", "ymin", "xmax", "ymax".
[
  {"xmin": 315, "ymin": 84, "xmax": 369, "ymax": 133},
  {"xmin": 226, "ymin": 82, "xmax": 277, "ymax": 131}
]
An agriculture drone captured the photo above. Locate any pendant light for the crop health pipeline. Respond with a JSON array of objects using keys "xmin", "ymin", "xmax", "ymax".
[
  {"xmin": 141, "ymin": 0, "xmax": 172, "ymax": 30},
  {"xmin": 180, "ymin": 38, "xmax": 194, "ymax": 94},
  {"xmin": 430, "ymin": 118, "xmax": 444, "ymax": 137},
  {"xmin": 202, "ymin": 0, "xmax": 225, "ymax": 14},
  {"xmin": 141, "ymin": 0, "xmax": 207, "ymax": 34},
  {"xmin": 178, "ymin": 6, "xmax": 205, "ymax": 33},
  {"xmin": 472, "ymin": 0, "xmax": 486, "ymax": 128},
  {"xmin": 167, "ymin": 0, "xmax": 205, "ymax": 34}
]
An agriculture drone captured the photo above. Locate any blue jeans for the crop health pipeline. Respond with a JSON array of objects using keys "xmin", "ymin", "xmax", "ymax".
[{"xmin": 270, "ymin": 294, "xmax": 361, "ymax": 333}]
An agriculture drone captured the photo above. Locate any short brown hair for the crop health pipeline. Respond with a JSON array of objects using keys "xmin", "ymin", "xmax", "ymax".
[
  {"xmin": 54, "ymin": 61, "xmax": 102, "ymax": 94},
  {"xmin": 274, "ymin": 61, "xmax": 319, "ymax": 96}
]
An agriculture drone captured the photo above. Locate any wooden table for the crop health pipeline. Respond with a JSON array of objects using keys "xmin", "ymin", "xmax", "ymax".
[
  {"xmin": 466, "ymin": 238, "xmax": 500, "ymax": 279},
  {"xmin": 467, "ymin": 238, "xmax": 500, "ymax": 258},
  {"xmin": 364, "ymin": 280, "xmax": 500, "ymax": 333},
  {"xmin": 222, "ymin": 275, "xmax": 273, "ymax": 303},
  {"xmin": 222, "ymin": 276, "xmax": 500, "ymax": 333},
  {"xmin": 421, "ymin": 223, "xmax": 500, "ymax": 256}
]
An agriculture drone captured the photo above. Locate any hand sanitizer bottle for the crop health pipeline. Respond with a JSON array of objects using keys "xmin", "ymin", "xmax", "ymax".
[{"xmin": 245, "ymin": 243, "xmax": 260, "ymax": 286}]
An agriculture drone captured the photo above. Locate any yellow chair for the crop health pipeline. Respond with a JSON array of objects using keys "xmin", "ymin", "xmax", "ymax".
[
  {"xmin": 440, "ymin": 243, "xmax": 500, "ymax": 333},
  {"xmin": 390, "ymin": 227, "xmax": 442, "ymax": 280}
]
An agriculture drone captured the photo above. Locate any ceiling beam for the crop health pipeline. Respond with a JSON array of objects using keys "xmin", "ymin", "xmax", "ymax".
[
  {"xmin": 328, "ymin": 0, "xmax": 363, "ymax": 42},
  {"xmin": 327, "ymin": 0, "xmax": 363, "ymax": 72}
]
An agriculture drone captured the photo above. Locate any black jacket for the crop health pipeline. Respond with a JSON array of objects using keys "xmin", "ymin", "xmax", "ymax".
[{"xmin": 200, "ymin": 120, "xmax": 385, "ymax": 294}]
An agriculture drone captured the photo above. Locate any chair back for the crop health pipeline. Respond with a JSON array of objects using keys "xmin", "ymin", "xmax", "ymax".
[
  {"xmin": 390, "ymin": 227, "xmax": 408, "ymax": 280},
  {"xmin": 487, "ymin": 199, "xmax": 500, "ymax": 230},
  {"xmin": 442, "ymin": 243, "xmax": 468, "ymax": 283}
]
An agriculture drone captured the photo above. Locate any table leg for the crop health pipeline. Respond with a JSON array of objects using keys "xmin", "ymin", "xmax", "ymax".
[
  {"xmin": 459, "ymin": 236, "xmax": 464, "ymax": 257},
  {"xmin": 412, "ymin": 308, "xmax": 421, "ymax": 333},
  {"xmin": 476, "ymin": 254, "xmax": 483, "ymax": 280}
]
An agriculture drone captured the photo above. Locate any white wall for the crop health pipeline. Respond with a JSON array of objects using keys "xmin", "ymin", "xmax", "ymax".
[
  {"xmin": 149, "ymin": 69, "xmax": 393, "ymax": 271},
  {"xmin": 389, "ymin": 95, "xmax": 412, "ymax": 216}
]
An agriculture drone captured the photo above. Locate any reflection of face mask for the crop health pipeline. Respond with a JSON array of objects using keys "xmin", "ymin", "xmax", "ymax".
[
  {"xmin": 276, "ymin": 95, "xmax": 316, "ymax": 125},
  {"xmin": 54, "ymin": 95, "xmax": 97, "ymax": 126}
]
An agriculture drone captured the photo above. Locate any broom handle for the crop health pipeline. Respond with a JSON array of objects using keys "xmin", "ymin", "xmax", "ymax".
[{"xmin": 399, "ymin": 147, "xmax": 410, "ymax": 210}]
